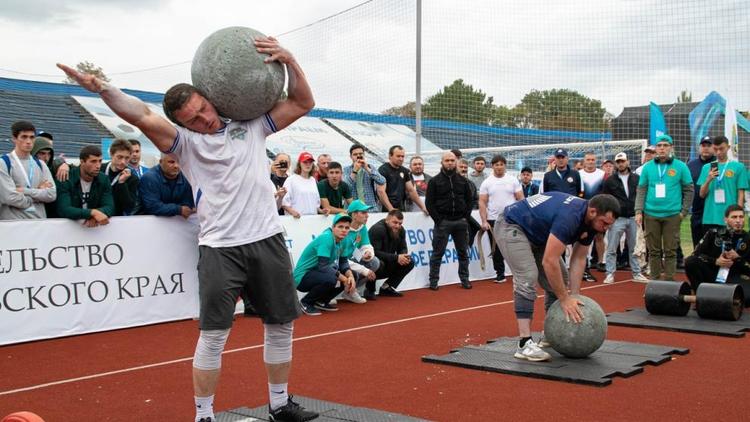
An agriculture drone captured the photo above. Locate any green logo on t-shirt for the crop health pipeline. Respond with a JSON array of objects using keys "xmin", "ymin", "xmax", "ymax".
[{"xmin": 229, "ymin": 127, "xmax": 247, "ymax": 140}]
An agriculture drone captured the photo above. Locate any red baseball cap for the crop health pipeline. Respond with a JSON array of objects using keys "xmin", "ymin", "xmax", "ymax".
[{"xmin": 298, "ymin": 152, "xmax": 314, "ymax": 163}]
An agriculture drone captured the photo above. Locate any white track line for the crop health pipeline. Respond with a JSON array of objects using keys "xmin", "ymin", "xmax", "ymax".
[{"xmin": 0, "ymin": 280, "xmax": 630, "ymax": 397}]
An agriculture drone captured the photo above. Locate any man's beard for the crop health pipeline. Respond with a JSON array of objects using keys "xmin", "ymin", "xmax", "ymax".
[{"xmin": 443, "ymin": 167, "xmax": 456, "ymax": 174}]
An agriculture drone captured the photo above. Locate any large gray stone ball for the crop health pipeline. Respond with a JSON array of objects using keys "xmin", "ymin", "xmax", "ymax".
[
  {"xmin": 544, "ymin": 294, "xmax": 607, "ymax": 358},
  {"xmin": 191, "ymin": 26, "xmax": 285, "ymax": 121}
]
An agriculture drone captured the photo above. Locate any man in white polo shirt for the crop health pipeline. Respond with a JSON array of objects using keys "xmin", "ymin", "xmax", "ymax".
[
  {"xmin": 479, "ymin": 154, "xmax": 524, "ymax": 283},
  {"xmin": 59, "ymin": 35, "xmax": 318, "ymax": 422}
]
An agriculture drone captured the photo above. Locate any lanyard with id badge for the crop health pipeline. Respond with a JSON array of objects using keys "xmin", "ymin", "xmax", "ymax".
[
  {"xmin": 10, "ymin": 151, "xmax": 39, "ymax": 213},
  {"xmin": 655, "ymin": 163, "xmax": 667, "ymax": 198},
  {"xmin": 713, "ymin": 162, "xmax": 726, "ymax": 204}
]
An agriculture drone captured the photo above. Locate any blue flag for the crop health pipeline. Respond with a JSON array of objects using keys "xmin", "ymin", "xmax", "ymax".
[{"xmin": 649, "ymin": 102, "xmax": 666, "ymax": 145}]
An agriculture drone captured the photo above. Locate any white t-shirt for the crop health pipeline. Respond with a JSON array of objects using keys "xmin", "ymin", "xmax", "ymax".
[
  {"xmin": 479, "ymin": 173, "xmax": 522, "ymax": 220},
  {"xmin": 618, "ymin": 172, "xmax": 630, "ymax": 197},
  {"xmin": 80, "ymin": 180, "xmax": 92, "ymax": 210},
  {"xmin": 170, "ymin": 116, "xmax": 282, "ymax": 247},
  {"xmin": 580, "ymin": 168, "xmax": 605, "ymax": 199},
  {"xmin": 411, "ymin": 173, "xmax": 426, "ymax": 212},
  {"xmin": 281, "ymin": 173, "xmax": 320, "ymax": 216}
]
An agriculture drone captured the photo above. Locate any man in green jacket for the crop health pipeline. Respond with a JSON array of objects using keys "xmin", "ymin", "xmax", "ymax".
[
  {"xmin": 635, "ymin": 134, "xmax": 694, "ymax": 280},
  {"xmin": 56, "ymin": 145, "xmax": 114, "ymax": 227}
]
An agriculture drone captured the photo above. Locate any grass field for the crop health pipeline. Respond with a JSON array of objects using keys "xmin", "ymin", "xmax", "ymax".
[{"xmin": 680, "ymin": 217, "xmax": 693, "ymax": 255}]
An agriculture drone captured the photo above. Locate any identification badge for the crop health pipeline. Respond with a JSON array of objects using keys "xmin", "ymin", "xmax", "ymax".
[
  {"xmin": 655, "ymin": 183, "xmax": 666, "ymax": 198},
  {"xmin": 714, "ymin": 189, "xmax": 726, "ymax": 204},
  {"xmin": 716, "ymin": 267, "xmax": 729, "ymax": 283}
]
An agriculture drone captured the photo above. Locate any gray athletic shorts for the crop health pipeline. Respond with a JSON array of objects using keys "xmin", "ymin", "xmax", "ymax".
[{"xmin": 197, "ymin": 233, "xmax": 302, "ymax": 329}]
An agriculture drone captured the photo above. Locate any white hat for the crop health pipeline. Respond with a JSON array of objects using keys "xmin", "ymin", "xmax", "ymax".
[{"xmin": 614, "ymin": 152, "xmax": 628, "ymax": 161}]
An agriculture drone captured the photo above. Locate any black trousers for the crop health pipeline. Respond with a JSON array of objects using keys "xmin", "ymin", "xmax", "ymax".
[
  {"xmin": 691, "ymin": 215, "xmax": 704, "ymax": 248},
  {"xmin": 375, "ymin": 259, "xmax": 415, "ymax": 289},
  {"xmin": 429, "ymin": 218, "xmax": 470, "ymax": 283},
  {"xmin": 486, "ymin": 220, "xmax": 505, "ymax": 279},
  {"xmin": 684, "ymin": 255, "xmax": 750, "ymax": 307}
]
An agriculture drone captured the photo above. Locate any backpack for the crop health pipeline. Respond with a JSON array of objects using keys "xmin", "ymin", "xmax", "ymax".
[{"xmin": 2, "ymin": 154, "xmax": 44, "ymax": 174}]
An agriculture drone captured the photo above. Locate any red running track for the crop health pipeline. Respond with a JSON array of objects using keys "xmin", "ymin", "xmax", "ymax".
[{"xmin": 1, "ymin": 271, "xmax": 748, "ymax": 421}]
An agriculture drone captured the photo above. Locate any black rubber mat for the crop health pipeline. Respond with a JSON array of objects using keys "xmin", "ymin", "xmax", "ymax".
[
  {"xmin": 216, "ymin": 396, "xmax": 430, "ymax": 421},
  {"xmin": 607, "ymin": 308, "xmax": 750, "ymax": 337},
  {"xmin": 422, "ymin": 334, "xmax": 688, "ymax": 386}
]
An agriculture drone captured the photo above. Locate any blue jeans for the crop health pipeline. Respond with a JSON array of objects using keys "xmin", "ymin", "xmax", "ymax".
[
  {"xmin": 297, "ymin": 268, "xmax": 343, "ymax": 305},
  {"xmin": 605, "ymin": 217, "xmax": 641, "ymax": 275}
]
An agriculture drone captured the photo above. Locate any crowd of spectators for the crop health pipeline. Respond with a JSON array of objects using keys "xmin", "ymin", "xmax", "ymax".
[{"xmin": 4, "ymin": 119, "xmax": 749, "ymax": 310}]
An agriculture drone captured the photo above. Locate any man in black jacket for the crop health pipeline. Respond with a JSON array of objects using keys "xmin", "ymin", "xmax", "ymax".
[
  {"xmin": 601, "ymin": 152, "xmax": 649, "ymax": 284},
  {"xmin": 368, "ymin": 210, "xmax": 414, "ymax": 297},
  {"xmin": 103, "ymin": 139, "xmax": 140, "ymax": 216},
  {"xmin": 685, "ymin": 204, "xmax": 750, "ymax": 306},
  {"xmin": 425, "ymin": 152, "xmax": 474, "ymax": 290},
  {"xmin": 542, "ymin": 148, "xmax": 582, "ymax": 197}
]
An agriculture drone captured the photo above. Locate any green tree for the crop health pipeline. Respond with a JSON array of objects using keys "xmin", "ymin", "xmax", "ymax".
[
  {"xmin": 382, "ymin": 101, "xmax": 416, "ymax": 117},
  {"xmin": 422, "ymin": 79, "xmax": 496, "ymax": 125},
  {"xmin": 63, "ymin": 61, "xmax": 110, "ymax": 84},
  {"xmin": 677, "ymin": 90, "xmax": 693, "ymax": 103},
  {"xmin": 514, "ymin": 89, "xmax": 609, "ymax": 131}
]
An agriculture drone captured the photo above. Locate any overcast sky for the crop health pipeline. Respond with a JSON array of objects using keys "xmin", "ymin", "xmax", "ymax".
[{"xmin": 1, "ymin": 0, "xmax": 747, "ymax": 117}]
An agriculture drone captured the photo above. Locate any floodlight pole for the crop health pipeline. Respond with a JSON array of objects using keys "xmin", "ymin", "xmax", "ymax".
[{"xmin": 415, "ymin": 0, "xmax": 422, "ymax": 155}]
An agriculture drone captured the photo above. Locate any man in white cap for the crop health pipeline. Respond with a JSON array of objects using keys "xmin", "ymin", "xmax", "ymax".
[{"xmin": 602, "ymin": 152, "xmax": 649, "ymax": 284}]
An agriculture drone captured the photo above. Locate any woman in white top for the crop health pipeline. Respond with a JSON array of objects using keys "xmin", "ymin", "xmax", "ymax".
[{"xmin": 282, "ymin": 151, "xmax": 329, "ymax": 218}]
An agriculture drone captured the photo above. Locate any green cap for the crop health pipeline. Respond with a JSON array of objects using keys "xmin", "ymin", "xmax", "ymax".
[
  {"xmin": 332, "ymin": 213, "xmax": 352, "ymax": 226},
  {"xmin": 347, "ymin": 200, "xmax": 371, "ymax": 214},
  {"xmin": 655, "ymin": 134, "xmax": 673, "ymax": 145}
]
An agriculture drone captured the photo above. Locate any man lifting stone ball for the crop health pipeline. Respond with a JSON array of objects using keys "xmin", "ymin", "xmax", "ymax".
[
  {"xmin": 494, "ymin": 192, "xmax": 620, "ymax": 361},
  {"xmin": 59, "ymin": 33, "xmax": 318, "ymax": 422}
]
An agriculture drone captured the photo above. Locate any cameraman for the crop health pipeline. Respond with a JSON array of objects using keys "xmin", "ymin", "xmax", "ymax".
[
  {"xmin": 685, "ymin": 204, "xmax": 750, "ymax": 306},
  {"xmin": 271, "ymin": 153, "xmax": 291, "ymax": 215},
  {"xmin": 344, "ymin": 144, "xmax": 388, "ymax": 211}
]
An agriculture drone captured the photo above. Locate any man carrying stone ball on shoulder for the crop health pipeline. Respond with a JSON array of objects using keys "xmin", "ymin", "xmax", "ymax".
[
  {"xmin": 494, "ymin": 192, "xmax": 620, "ymax": 362},
  {"xmin": 59, "ymin": 33, "xmax": 318, "ymax": 422}
]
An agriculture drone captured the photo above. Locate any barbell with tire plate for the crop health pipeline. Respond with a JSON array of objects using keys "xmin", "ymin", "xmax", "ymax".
[{"xmin": 644, "ymin": 280, "xmax": 744, "ymax": 321}]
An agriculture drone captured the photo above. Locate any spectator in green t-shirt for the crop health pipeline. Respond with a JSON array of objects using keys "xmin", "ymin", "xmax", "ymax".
[
  {"xmin": 293, "ymin": 213, "xmax": 356, "ymax": 316},
  {"xmin": 318, "ymin": 161, "xmax": 353, "ymax": 214},
  {"xmin": 635, "ymin": 134, "xmax": 694, "ymax": 280},
  {"xmin": 697, "ymin": 135, "xmax": 748, "ymax": 235}
]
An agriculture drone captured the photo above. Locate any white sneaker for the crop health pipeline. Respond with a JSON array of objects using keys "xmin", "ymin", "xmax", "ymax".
[
  {"xmin": 632, "ymin": 273, "xmax": 650, "ymax": 283},
  {"xmin": 342, "ymin": 290, "xmax": 367, "ymax": 304},
  {"xmin": 514, "ymin": 339, "xmax": 551, "ymax": 362},
  {"xmin": 538, "ymin": 332, "xmax": 550, "ymax": 348},
  {"xmin": 328, "ymin": 299, "xmax": 338, "ymax": 305},
  {"xmin": 603, "ymin": 274, "xmax": 615, "ymax": 284}
]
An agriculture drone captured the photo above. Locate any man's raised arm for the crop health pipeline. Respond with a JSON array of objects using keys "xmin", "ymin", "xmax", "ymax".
[
  {"xmin": 259, "ymin": 37, "xmax": 315, "ymax": 131},
  {"xmin": 57, "ymin": 64, "xmax": 177, "ymax": 152}
]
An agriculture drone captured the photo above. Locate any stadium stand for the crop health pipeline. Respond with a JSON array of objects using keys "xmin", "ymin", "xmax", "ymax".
[{"xmin": 0, "ymin": 77, "xmax": 163, "ymax": 158}]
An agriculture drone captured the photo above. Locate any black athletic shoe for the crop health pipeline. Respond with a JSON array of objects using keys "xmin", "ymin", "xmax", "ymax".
[
  {"xmin": 378, "ymin": 285, "xmax": 403, "ymax": 297},
  {"xmin": 300, "ymin": 302, "xmax": 322, "ymax": 316},
  {"xmin": 198, "ymin": 418, "xmax": 212, "ymax": 422},
  {"xmin": 362, "ymin": 289, "xmax": 377, "ymax": 301},
  {"xmin": 429, "ymin": 281, "xmax": 439, "ymax": 291},
  {"xmin": 461, "ymin": 280, "xmax": 473, "ymax": 289},
  {"xmin": 314, "ymin": 301, "xmax": 339, "ymax": 312},
  {"xmin": 269, "ymin": 396, "xmax": 319, "ymax": 422},
  {"xmin": 583, "ymin": 270, "xmax": 597, "ymax": 283}
]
